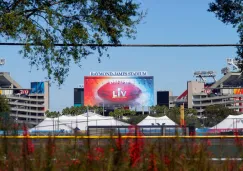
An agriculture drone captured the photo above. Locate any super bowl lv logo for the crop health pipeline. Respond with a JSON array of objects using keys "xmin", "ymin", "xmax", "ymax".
[{"xmin": 112, "ymin": 88, "xmax": 126, "ymax": 98}]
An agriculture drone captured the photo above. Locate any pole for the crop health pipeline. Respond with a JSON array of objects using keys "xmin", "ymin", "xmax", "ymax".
[
  {"xmin": 103, "ymin": 102, "xmax": 104, "ymax": 116},
  {"xmin": 180, "ymin": 104, "xmax": 185, "ymax": 127},
  {"xmin": 86, "ymin": 106, "xmax": 89, "ymax": 136},
  {"xmin": 52, "ymin": 117, "xmax": 54, "ymax": 136},
  {"xmin": 58, "ymin": 112, "xmax": 60, "ymax": 131}
]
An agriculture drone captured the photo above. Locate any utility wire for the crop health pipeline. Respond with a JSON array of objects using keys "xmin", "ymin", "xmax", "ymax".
[{"xmin": 0, "ymin": 43, "xmax": 242, "ymax": 47}]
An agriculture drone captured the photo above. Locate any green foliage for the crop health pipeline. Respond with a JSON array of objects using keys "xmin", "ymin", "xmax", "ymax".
[
  {"xmin": 203, "ymin": 104, "xmax": 238, "ymax": 127},
  {"xmin": 0, "ymin": 136, "xmax": 243, "ymax": 170},
  {"xmin": 0, "ymin": 95, "xmax": 11, "ymax": 130},
  {"xmin": 208, "ymin": 1, "xmax": 243, "ymax": 69},
  {"xmin": 122, "ymin": 115, "xmax": 147, "ymax": 125},
  {"xmin": 62, "ymin": 106, "xmax": 103, "ymax": 116},
  {"xmin": 150, "ymin": 105, "xmax": 168, "ymax": 116},
  {"xmin": 0, "ymin": 1, "xmax": 145, "ymax": 85},
  {"xmin": 0, "ymin": 95, "xmax": 9, "ymax": 113},
  {"xmin": 109, "ymin": 108, "xmax": 136, "ymax": 118},
  {"xmin": 150, "ymin": 105, "xmax": 200, "ymax": 127},
  {"xmin": 45, "ymin": 110, "xmax": 61, "ymax": 118}
]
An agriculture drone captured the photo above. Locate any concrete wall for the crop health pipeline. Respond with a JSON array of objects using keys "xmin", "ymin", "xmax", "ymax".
[
  {"xmin": 187, "ymin": 81, "xmax": 204, "ymax": 108},
  {"xmin": 44, "ymin": 81, "xmax": 50, "ymax": 112}
]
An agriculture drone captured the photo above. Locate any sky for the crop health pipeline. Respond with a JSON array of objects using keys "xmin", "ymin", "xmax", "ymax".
[{"xmin": 0, "ymin": 0, "xmax": 239, "ymax": 111}]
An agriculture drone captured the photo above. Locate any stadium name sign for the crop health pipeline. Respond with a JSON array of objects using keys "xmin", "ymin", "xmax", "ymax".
[{"xmin": 90, "ymin": 71, "xmax": 148, "ymax": 76}]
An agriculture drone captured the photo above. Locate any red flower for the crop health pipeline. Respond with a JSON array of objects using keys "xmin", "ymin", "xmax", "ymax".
[
  {"xmin": 163, "ymin": 155, "xmax": 170, "ymax": 166},
  {"xmin": 22, "ymin": 124, "xmax": 34, "ymax": 155},
  {"xmin": 206, "ymin": 140, "xmax": 212, "ymax": 146},
  {"xmin": 148, "ymin": 153, "xmax": 158, "ymax": 171},
  {"xmin": 127, "ymin": 125, "xmax": 144, "ymax": 167},
  {"xmin": 72, "ymin": 159, "xmax": 81, "ymax": 165},
  {"xmin": 192, "ymin": 142, "xmax": 200, "ymax": 154},
  {"xmin": 115, "ymin": 134, "xmax": 123, "ymax": 150},
  {"xmin": 94, "ymin": 147, "xmax": 104, "ymax": 161},
  {"xmin": 234, "ymin": 131, "xmax": 241, "ymax": 145},
  {"xmin": 87, "ymin": 152, "xmax": 93, "ymax": 161}
]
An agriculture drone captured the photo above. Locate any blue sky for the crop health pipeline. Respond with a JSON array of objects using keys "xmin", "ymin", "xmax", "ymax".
[{"xmin": 0, "ymin": 0, "xmax": 239, "ymax": 111}]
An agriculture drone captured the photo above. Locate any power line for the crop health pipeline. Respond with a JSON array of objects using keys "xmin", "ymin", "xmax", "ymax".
[{"xmin": 0, "ymin": 43, "xmax": 242, "ymax": 47}]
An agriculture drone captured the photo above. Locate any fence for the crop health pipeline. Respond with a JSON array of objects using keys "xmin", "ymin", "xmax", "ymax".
[
  {"xmin": 6, "ymin": 117, "xmax": 243, "ymax": 136},
  {"xmin": 0, "ymin": 135, "xmax": 243, "ymax": 158}
]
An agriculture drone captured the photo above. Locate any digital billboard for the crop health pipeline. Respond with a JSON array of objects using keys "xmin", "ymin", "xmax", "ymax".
[
  {"xmin": 234, "ymin": 89, "xmax": 243, "ymax": 94},
  {"xmin": 31, "ymin": 82, "xmax": 44, "ymax": 94},
  {"xmin": 84, "ymin": 76, "xmax": 154, "ymax": 107}
]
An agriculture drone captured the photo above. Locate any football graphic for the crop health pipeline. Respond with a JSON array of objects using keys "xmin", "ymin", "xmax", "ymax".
[{"xmin": 97, "ymin": 82, "xmax": 142, "ymax": 103}]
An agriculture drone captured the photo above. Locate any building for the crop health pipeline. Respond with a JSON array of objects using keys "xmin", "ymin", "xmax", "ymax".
[
  {"xmin": 157, "ymin": 91, "xmax": 176, "ymax": 108},
  {"xmin": 0, "ymin": 72, "xmax": 49, "ymax": 127},
  {"xmin": 74, "ymin": 87, "xmax": 84, "ymax": 107},
  {"xmin": 186, "ymin": 72, "xmax": 243, "ymax": 115},
  {"xmin": 171, "ymin": 59, "xmax": 243, "ymax": 115}
]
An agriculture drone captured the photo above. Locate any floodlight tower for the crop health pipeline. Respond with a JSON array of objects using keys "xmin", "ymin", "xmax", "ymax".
[{"xmin": 193, "ymin": 71, "xmax": 217, "ymax": 83}]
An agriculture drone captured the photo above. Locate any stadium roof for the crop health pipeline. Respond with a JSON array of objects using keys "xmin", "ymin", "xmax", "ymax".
[
  {"xmin": 0, "ymin": 72, "xmax": 21, "ymax": 89},
  {"xmin": 211, "ymin": 72, "xmax": 243, "ymax": 88}
]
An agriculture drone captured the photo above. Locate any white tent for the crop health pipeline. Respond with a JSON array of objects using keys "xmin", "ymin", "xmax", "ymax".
[
  {"xmin": 209, "ymin": 114, "xmax": 243, "ymax": 133},
  {"xmin": 137, "ymin": 115, "xmax": 177, "ymax": 126},
  {"xmin": 29, "ymin": 113, "xmax": 129, "ymax": 133},
  {"xmin": 29, "ymin": 117, "xmax": 73, "ymax": 134},
  {"xmin": 81, "ymin": 112, "xmax": 113, "ymax": 119},
  {"xmin": 62, "ymin": 114, "xmax": 129, "ymax": 131}
]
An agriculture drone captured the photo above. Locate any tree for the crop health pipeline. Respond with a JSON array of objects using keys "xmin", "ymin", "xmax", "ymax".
[
  {"xmin": 208, "ymin": 1, "xmax": 243, "ymax": 69},
  {"xmin": 0, "ymin": 95, "xmax": 11, "ymax": 130},
  {"xmin": 164, "ymin": 106, "xmax": 200, "ymax": 127},
  {"xmin": 0, "ymin": 95, "xmax": 10, "ymax": 113},
  {"xmin": 109, "ymin": 108, "xmax": 136, "ymax": 118},
  {"xmin": 150, "ymin": 105, "xmax": 168, "ymax": 116},
  {"xmin": 0, "ymin": 1, "xmax": 145, "ymax": 85},
  {"xmin": 45, "ymin": 110, "xmax": 61, "ymax": 118},
  {"xmin": 203, "ymin": 104, "xmax": 238, "ymax": 127}
]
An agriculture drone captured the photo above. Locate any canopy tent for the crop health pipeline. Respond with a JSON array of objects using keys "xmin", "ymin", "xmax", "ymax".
[
  {"xmin": 137, "ymin": 115, "xmax": 177, "ymax": 126},
  {"xmin": 29, "ymin": 113, "xmax": 129, "ymax": 134},
  {"xmin": 61, "ymin": 115, "xmax": 129, "ymax": 131},
  {"xmin": 209, "ymin": 114, "xmax": 243, "ymax": 133},
  {"xmin": 29, "ymin": 117, "xmax": 73, "ymax": 134},
  {"xmin": 80, "ymin": 112, "xmax": 113, "ymax": 119}
]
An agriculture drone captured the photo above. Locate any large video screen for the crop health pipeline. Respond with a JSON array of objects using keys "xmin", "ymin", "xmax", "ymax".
[
  {"xmin": 31, "ymin": 82, "xmax": 44, "ymax": 94},
  {"xmin": 84, "ymin": 76, "xmax": 154, "ymax": 107}
]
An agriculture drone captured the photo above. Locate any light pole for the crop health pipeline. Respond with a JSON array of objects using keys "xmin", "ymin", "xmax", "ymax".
[
  {"xmin": 86, "ymin": 106, "xmax": 89, "ymax": 136},
  {"xmin": 57, "ymin": 112, "xmax": 60, "ymax": 131},
  {"xmin": 103, "ymin": 102, "xmax": 104, "ymax": 116}
]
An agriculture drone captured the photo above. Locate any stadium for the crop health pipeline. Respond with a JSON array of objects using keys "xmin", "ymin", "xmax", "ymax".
[
  {"xmin": 74, "ymin": 59, "xmax": 243, "ymax": 116},
  {"xmin": 172, "ymin": 58, "xmax": 243, "ymax": 115},
  {"xmin": 0, "ymin": 72, "xmax": 49, "ymax": 127},
  {"xmin": 2, "ymin": 58, "xmax": 243, "ymax": 132}
]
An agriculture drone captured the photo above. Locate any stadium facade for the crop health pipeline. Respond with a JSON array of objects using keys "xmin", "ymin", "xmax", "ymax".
[
  {"xmin": 172, "ymin": 59, "xmax": 243, "ymax": 115},
  {"xmin": 0, "ymin": 72, "xmax": 49, "ymax": 127}
]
